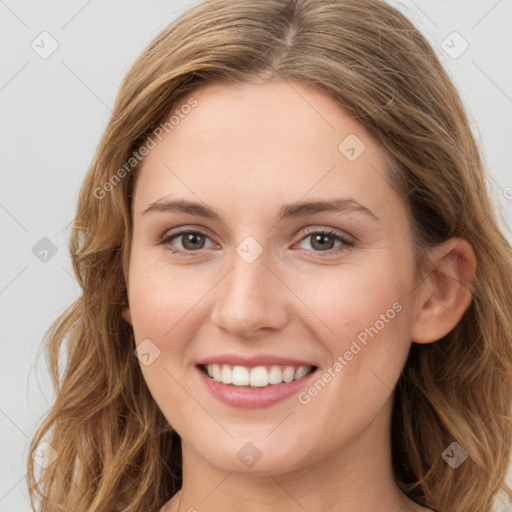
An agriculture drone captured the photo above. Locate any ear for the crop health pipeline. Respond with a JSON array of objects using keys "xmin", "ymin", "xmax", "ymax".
[
  {"xmin": 122, "ymin": 306, "xmax": 133, "ymax": 325},
  {"xmin": 411, "ymin": 238, "xmax": 476, "ymax": 344}
]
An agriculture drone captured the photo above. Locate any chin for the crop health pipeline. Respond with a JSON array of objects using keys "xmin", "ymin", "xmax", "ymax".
[{"xmin": 182, "ymin": 427, "xmax": 323, "ymax": 476}]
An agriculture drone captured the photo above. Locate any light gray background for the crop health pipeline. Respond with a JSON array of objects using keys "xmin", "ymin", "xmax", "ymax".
[{"xmin": 1, "ymin": 1, "xmax": 511, "ymax": 510}]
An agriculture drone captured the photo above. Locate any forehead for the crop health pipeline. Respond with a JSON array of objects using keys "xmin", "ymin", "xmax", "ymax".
[{"xmin": 132, "ymin": 80, "xmax": 403, "ymax": 222}]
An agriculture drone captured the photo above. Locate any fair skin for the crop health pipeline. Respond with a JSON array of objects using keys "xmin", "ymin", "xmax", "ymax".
[{"xmin": 122, "ymin": 80, "xmax": 476, "ymax": 512}]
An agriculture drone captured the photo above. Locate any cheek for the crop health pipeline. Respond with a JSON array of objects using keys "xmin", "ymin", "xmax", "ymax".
[
  {"xmin": 287, "ymin": 257, "xmax": 413, "ymax": 411},
  {"xmin": 127, "ymin": 251, "xmax": 209, "ymax": 344},
  {"xmin": 289, "ymin": 258, "xmax": 410, "ymax": 350},
  {"xmin": 127, "ymin": 259, "xmax": 203, "ymax": 426}
]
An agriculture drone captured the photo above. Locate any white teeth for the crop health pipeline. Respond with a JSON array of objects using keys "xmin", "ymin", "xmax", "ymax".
[
  {"xmin": 294, "ymin": 366, "xmax": 310, "ymax": 380},
  {"xmin": 268, "ymin": 366, "xmax": 283, "ymax": 384},
  {"xmin": 221, "ymin": 364, "xmax": 232, "ymax": 384},
  {"xmin": 231, "ymin": 365, "xmax": 250, "ymax": 386},
  {"xmin": 212, "ymin": 363, "xmax": 221, "ymax": 382},
  {"xmin": 282, "ymin": 366, "xmax": 295, "ymax": 383},
  {"xmin": 204, "ymin": 364, "xmax": 313, "ymax": 387},
  {"xmin": 249, "ymin": 366, "xmax": 269, "ymax": 387}
]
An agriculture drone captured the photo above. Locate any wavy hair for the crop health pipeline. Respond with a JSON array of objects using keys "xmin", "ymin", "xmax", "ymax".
[{"xmin": 27, "ymin": 0, "xmax": 512, "ymax": 510}]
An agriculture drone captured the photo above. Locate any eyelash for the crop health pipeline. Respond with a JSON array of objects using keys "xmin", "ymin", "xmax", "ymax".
[{"xmin": 158, "ymin": 228, "xmax": 355, "ymax": 257}]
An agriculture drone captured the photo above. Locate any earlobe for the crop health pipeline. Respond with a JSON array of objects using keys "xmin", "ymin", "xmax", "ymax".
[
  {"xmin": 411, "ymin": 238, "xmax": 477, "ymax": 344},
  {"xmin": 122, "ymin": 307, "xmax": 133, "ymax": 325}
]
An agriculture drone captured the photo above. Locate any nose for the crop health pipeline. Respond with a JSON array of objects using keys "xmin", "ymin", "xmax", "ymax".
[{"xmin": 210, "ymin": 247, "xmax": 289, "ymax": 339}]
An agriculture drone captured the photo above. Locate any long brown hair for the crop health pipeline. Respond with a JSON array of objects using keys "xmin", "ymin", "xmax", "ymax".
[{"xmin": 27, "ymin": 0, "xmax": 512, "ymax": 510}]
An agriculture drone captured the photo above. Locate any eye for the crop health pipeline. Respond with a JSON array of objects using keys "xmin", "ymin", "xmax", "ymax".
[
  {"xmin": 296, "ymin": 228, "xmax": 355, "ymax": 255},
  {"xmin": 159, "ymin": 229, "xmax": 216, "ymax": 255},
  {"xmin": 158, "ymin": 227, "xmax": 355, "ymax": 257}
]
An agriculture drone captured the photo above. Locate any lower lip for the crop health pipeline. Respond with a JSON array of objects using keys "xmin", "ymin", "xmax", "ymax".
[{"xmin": 197, "ymin": 366, "xmax": 317, "ymax": 409}]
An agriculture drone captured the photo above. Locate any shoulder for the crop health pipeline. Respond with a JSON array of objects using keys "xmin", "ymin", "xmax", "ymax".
[
  {"xmin": 159, "ymin": 490, "xmax": 181, "ymax": 512},
  {"xmin": 158, "ymin": 500, "xmax": 174, "ymax": 512}
]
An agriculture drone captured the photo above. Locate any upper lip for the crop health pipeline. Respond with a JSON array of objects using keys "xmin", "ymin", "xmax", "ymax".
[{"xmin": 196, "ymin": 354, "xmax": 317, "ymax": 368}]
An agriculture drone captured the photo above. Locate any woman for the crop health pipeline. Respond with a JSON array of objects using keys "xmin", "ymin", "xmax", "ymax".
[{"xmin": 27, "ymin": 0, "xmax": 512, "ymax": 511}]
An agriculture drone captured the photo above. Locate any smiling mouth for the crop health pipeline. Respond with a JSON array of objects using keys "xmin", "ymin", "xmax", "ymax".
[{"xmin": 199, "ymin": 363, "xmax": 317, "ymax": 388}]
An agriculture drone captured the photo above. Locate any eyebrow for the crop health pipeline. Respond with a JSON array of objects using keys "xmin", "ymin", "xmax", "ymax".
[{"xmin": 143, "ymin": 197, "xmax": 379, "ymax": 222}]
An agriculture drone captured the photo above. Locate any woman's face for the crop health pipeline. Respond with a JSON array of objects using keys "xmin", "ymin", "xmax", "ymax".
[{"xmin": 125, "ymin": 80, "xmax": 425, "ymax": 475}]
